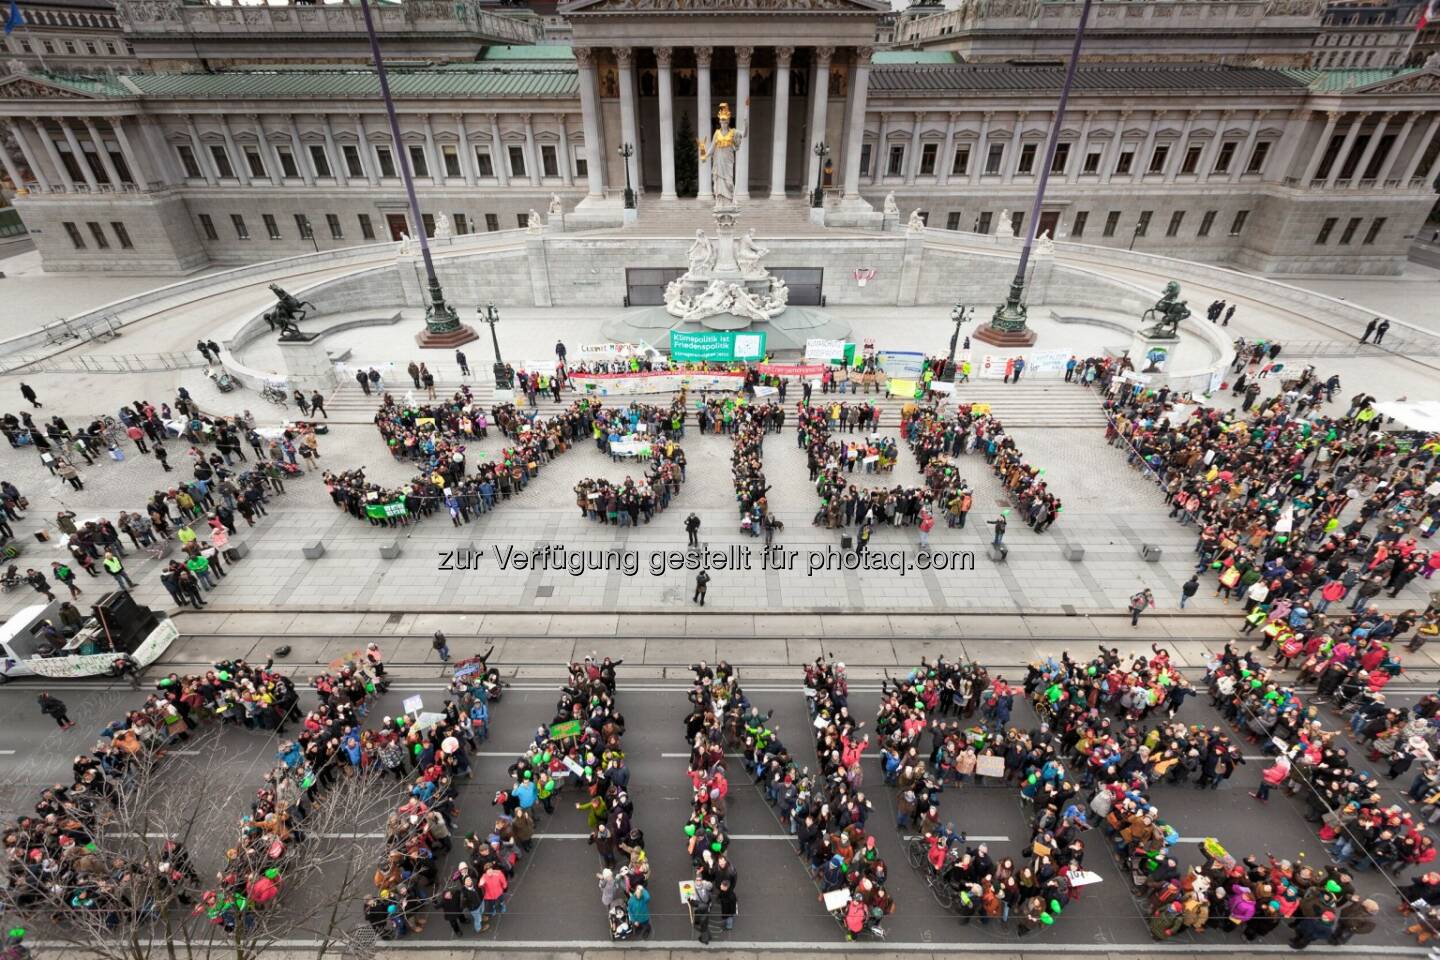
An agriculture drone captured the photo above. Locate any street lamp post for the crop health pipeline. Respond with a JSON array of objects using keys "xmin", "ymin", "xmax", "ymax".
[
  {"xmin": 811, "ymin": 142, "xmax": 830, "ymax": 208},
  {"xmin": 618, "ymin": 143, "xmax": 636, "ymax": 209},
  {"xmin": 477, "ymin": 301, "xmax": 512, "ymax": 390},
  {"xmin": 357, "ymin": 0, "xmax": 476, "ymax": 349},
  {"xmin": 945, "ymin": 303, "xmax": 972, "ymax": 381},
  {"xmin": 974, "ymin": 0, "xmax": 1094, "ymax": 349}
]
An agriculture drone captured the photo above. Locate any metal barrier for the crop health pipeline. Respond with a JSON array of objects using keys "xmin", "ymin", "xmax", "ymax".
[
  {"xmin": 0, "ymin": 350, "xmax": 207, "ymax": 375},
  {"xmin": 1272, "ymin": 337, "xmax": 1440, "ymax": 359}
]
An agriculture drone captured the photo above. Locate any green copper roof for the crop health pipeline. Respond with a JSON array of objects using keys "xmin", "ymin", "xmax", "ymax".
[
  {"xmin": 123, "ymin": 66, "xmax": 578, "ymax": 100},
  {"xmin": 1280, "ymin": 67, "xmax": 1418, "ymax": 92},
  {"xmin": 476, "ymin": 45, "xmax": 575, "ymax": 61},
  {"xmin": 872, "ymin": 50, "xmax": 960, "ymax": 64},
  {"xmin": 22, "ymin": 71, "xmax": 134, "ymax": 98}
]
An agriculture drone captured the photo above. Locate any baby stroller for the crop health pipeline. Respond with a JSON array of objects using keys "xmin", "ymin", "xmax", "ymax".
[{"xmin": 206, "ymin": 366, "xmax": 236, "ymax": 393}]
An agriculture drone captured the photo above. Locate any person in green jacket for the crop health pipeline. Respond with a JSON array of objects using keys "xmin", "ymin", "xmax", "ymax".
[{"xmin": 185, "ymin": 552, "xmax": 214, "ymax": 590}]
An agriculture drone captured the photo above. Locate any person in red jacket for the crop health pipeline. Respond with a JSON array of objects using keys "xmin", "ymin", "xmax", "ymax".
[{"xmin": 1249, "ymin": 754, "xmax": 1291, "ymax": 803}]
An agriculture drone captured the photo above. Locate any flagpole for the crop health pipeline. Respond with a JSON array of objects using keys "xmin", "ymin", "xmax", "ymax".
[{"xmin": 6, "ymin": 0, "xmax": 47, "ymax": 71}]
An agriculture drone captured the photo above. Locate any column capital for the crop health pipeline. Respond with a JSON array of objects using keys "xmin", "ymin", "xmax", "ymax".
[
  {"xmin": 774, "ymin": 46, "xmax": 795, "ymax": 68},
  {"xmin": 814, "ymin": 45, "xmax": 835, "ymax": 63},
  {"xmin": 1377, "ymin": 110, "xmax": 1396, "ymax": 122},
  {"xmin": 1187, "ymin": 108, "xmax": 1201, "ymax": 121},
  {"xmin": 853, "ymin": 45, "xmax": 874, "ymax": 66},
  {"xmin": 519, "ymin": 112, "xmax": 534, "ymax": 126},
  {"xmin": 655, "ymin": 46, "xmax": 673, "ymax": 68},
  {"xmin": 615, "ymin": 47, "xmax": 634, "ymax": 68},
  {"xmin": 553, "ymin": 112, "xmax": 568, "ymax": 125},
  {"xmin": 912, "ymin": 111, "xmax": 924, "ymax": 124},
  {"xmin": 1327, "ymin": 110, "xmax": 1344, "ymax": 123},
  {"xmin": 694, "ymin": 45, "xmax": 713, "ymax": 68},
  {"xmin": 949, "ymin": 111, "xmax": 963, "ymax": 123},
  {"xmin": 982, "ymin": 111, "xmax": 995, "ymax": 122},
  {"xmin": 734, "ymin": 45, "xmax": 754, "ymax": 67},
  {"xmin": 573, "ymin": 46, "xmax": 595, "ymax": 68}
]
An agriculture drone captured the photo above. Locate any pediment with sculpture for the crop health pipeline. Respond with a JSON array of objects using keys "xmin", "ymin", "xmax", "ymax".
[{"xmin": 562, "ymin": 0, "xmax": 887, "ymax": 13}]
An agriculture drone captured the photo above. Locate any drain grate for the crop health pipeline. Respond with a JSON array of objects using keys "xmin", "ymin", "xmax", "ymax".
[
  {"xmin": 1062, "ymin": 604, "xmax": 1077, "ymax": 617},
  {"xmin": 535, "ymin": 585, "xmax": 555, "ymax": 598},
  {"xmin": 385, "ymin": 612, "xmax": 403, "ymax": 625}
]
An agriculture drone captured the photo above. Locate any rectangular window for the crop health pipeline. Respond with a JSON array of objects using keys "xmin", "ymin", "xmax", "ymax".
[
  {"xmin": 1180, "ymin": 144, "xmax": 1202, "ymax": 175},
  {"xmin": 326, "ymin": 213, "xmax": 343, "ymax": 240},
  {"xmin": 375, "ymin": 146, "xmax": 397, "ymax": 178},
  {"xmin": 1135, "ymin": 210, "xmax": 1152, "ymax": 237},
  {"xmin": 914, "ymin": 211, "xmax": 929, "ymax": 227},
  {"xmin": 951, "ymin": 146, "xmax": 969, "ymax": 176},
  {"xmin": 1165, "ymin": 210, "xmax": 1185, "ymax": 237},
  {"xmin": 422, "ymin": 213, "xmax": 436, "ymax": 238},
  {"xmin": 475, "ymin": 149, "xmax": 495, "ymax": 178},
  {"xmin": 1115, "ymin": 148, "xmax": 1135, "ymax": 175},
  {"xmin": 108, "ymin": 149, "xmax": 132, "ymax": 184},
  {"xmin": 454, "ymin": 213, "xmax": 469, "ymax": 235},
  {"xmin": 110, "ymin": 221, "xmax": 133, "ymax": 249},
  {"xmin": 408, "ymin": 145, "xmax": 430, "ymax": 178},
  {"xmin": 63, "ymin": 221, "xmax": 85, "ymax": 249},
  {"xmin": 86, "ymin": 222, "xmax": 109, "ymax": 249},
  {"xmin": 1147, "ymin": 144, "xmax": 1169, "ymax": 174},
  {"xmin": 1009, "ymin": 210, "xmax": 1024, "ymax": 236},
  {"xmin": 1362, "ymin": 217, "xmax": 1386, "ymax": 245},
  {"xmin": 886, "ymin": 145, "xmax": 905, "ymax": 176},
  {"xmin": 308, "ymin": 145, "xmax": 332, "ymax": 178},
  {"xmin": 294, "ymin": 214, "xmax": 313, "ymax": 240},
  {"xmin": 85, "ymin": 41, "xmax": 96, "ymax": 55},
  {"xmin": 946, "ymin": 212, "xmax": 961, "ymax": 231},
  {"xmin": 541, "ymin": 144, "xmax": 559, "ymax": 178},
  {"xmin": 263, "ymin": 214, "xmax": 281, "ymax": 240},
  {"xmin": 1050, "ymin": 142, "xmax": 1070, "ymax": 174},
  {"xmin": 1214, "ymin": 141, "xmax": 1237, "ymax": 174},
  {"xmin": 485, "ymin": 213, "xmax": 499, "ymax": 232},
  {"xmin": 1229, "ymin": 210, "xmax": 1250, "ymax": 236},
  {"xmin": 1017, "ymin": 142, "xmax": 1037, "ymax": 175},
  {"xmin": 176, "ymin": 144, "xmax": 202, "ymax": 179},
  {"xmin": 574, "ymin": 152, "xmax": 588, "ymax": 178},
  {"xmin": 276, "ymin": 147, "xmax": 299, "ymax": 179},
  {"xmin": 1338, "ymin": 216, "xmax": 1361, "ymax": 245},
  {"xmin": 1082, "ymin": 150, "xmax": 1101, "ymax": 174},
  {"xmin": 244, "ymin": 148, "xmax": 267, "ymax": 179},
  {"xmin": 976, "ymin": 212, "xmax": 992, "ymax": 235},
  {"xmin": 859, "ymin": 144, "xmax": 872, "ymax": 177},
  {"xmin": 209, "ymin": 145, "xmax": 235, "ymax": 179},
  {"xmin": 358, "ymin": 214, "xmax": 376, "ymax": 241},
  {"xmin": 1198, "ymin": 210, "xmax": 1216, "ymax": 237},
  {"xmin": 442, "ymin": 145, "xmax": 462, "ymax": 179},
  {"xmin": 985, "ymin": 143, "xmax": 1004, "ymax": 175},
  {"xmin": 231, "ymin": 214, "xmax": 249, "ymax": 240},
  {"xmin": 516, "ymin": 213, "xmax": 528, "ymax": 229},
  {"xmin": 1071, "ymin": 211, "xmax": 1088, "ymax": 237},
  {"xmin": 198, "ymin": 213, "xmax": 218, "ymax": 241},
  {"xmin": 1245, "ymin": 141, "xmax": 1271, "ymax": 175},
  {"xmin": 507, "ymin": 145, "xmax": 526, "ymax": 178},
  {"xmin": 343, "ymin": 145, "xmax": 364, "ymax": 178},
  {"xmin": 1102, "ymin": 211, "xmax": 1120, "ymax": 238},
  {"xmin": 919, "ymin": 143, "xmax": 938, "ymax": 176}
]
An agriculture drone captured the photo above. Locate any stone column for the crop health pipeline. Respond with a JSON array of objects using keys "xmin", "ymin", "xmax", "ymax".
[
  {"xmin": 138, "ymin": 116, "xmax": 181, "ymax": 185},
  {"xmin": 111, "ymin": 118, "xmax": 147, "ymax": 188},
  {"xmin": 1164, "ymin": 110, "xmax": 1197, "ymax": 183},
  {"xmin": 36, "ymin": 121, "xmax": 76, "ymax": 191},
  {"xmin": 936, "ymin": 111, "xmax": 956, "ymax": 186},
  {"xmin": 734, "ymin": 45, "xmax": 753, "ymax": 200},
  {"xmin": 1324, "ymin": 112, "xmax": 1364, "ymax": 188},
  {"xmin": 870, "ymin": 112, "xmax": 888, "ymax": 186},
  {"xmin": 657, "ymin": 47, "xmax": 677, "ymax": 199},
  {"xmin": 0, "ymin": 137, "xmax": 25, "ymax": 193},
  {"xmin": 456, "ymin": 114, "xmax": 477, "ymax": 187},
  {"xmin": 615, "ymin": 48, "xmax": 640, "ymax": 196},
  {"xmin": 973, "ymin": 111, "xmax": 991, "ymax": 183},
  {"xmin": 522, "ymin": 113, "xmax": 540, "ymax": 186},
  {"xmin": 1425, "ymin": 134, "xmax": 1440, "ymax": 186},
  {"xmin": 1228, "ymin": 111, "xmax": 1264, "ymax": 183},
  {"xmin": 351, "ymin": 114, "xmax": 377, "ymax": 187},
  {"xmin": 695, "ymin": 46, "xmax": 713, "ymax": 201},
  {"xmin": 214, "ymin": 115, "xmax": 246, "ymax": 185},
  {"xmin": 904, "ymin": 111, "xmax": 923, "ymax": 185},
  {"xmin": 1265, "ymin": 108, "xmax": 1308, "ymax": 185},
  {"xmin": 1349, "ymin": 111, "xmax": 1392, "ymax": 184},
  {"xmin": 422, "ymin": 114, "xmax": 443, "ymax": 185},
  {"xmin": 321, "ymin": 115, "xmax": 345, "ymax": 186},
  {"xmin": 82, "ymin": 118, "xmax": 124, "ymax": 188},
  {"xmin": 769, "ymin": 45, "xmax": 793, "ymax": 198},
  {"xmin": 1376, "ymin": 112, "xmax": 1417, "ymax": 186},
  {"xmin": 182, "ymin": 115, "xmax": 217, "ymax": 185},
  {"xmin": 1398, "ymin": 113, "xmax": 1439, "ymax": 184},
  {"xmin": 489, "ymin": 114, "xmax": 510, "ymax": 187},
  {"xmin": 9, "ymin": 121, "xmax": 50, "ymax": 191},
  {"xmin": 1299, "ymin": 110, "xmax": 1341, "ymax": 185},
  {"xmin": 1099, "ymin": 110, "xmax": 1127, "ymax": 185},
  {"xmin": 805, "ymin": 46, "xmax": 833, "ymax": 198},
  {"xmin": 1069, "ymin": 110, "xmax": 1094, "ymax": 183},
  {"xmin": 1196, "ymin": 110, "xmax": 1232, "ymax": 182},
  {"xmin": 1131, "ymin": 111, "xmax": 1159, "ymax": 182},
  {"xmin": 574, "ymin": 48, "xmax": 606, "ymax": 198},
  {"xmin": 557, "ymin": 113, "xmax": 573, "ymax": 186},
  {"xmin": 253, "ymin": 115, "xmax": 282, "ymax": 186},
  {"xmin": 287, "ymin": 114, "xmax": 314, "ymax": 186},
  {"xmin": 840, "ymin": 46, "xmax": 872, "ymax": 200}
]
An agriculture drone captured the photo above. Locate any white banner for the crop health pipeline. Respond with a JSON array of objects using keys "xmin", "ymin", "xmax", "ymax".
[
  {"xmin": 804, "ymin": 338, "xmax": 849, "ymax": 363},
  {"xmin": 608, "ymin": 437, "xmax": 654, "ymax": 458},
  {"xmin": 571, "ymin": 371, "xmax": 745, "ymax": 396}
]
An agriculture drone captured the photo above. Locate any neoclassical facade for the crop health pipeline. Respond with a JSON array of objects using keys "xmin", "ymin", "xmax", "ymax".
[{"xmin": 0, "ymin": 0, "xmax": 1436, "ymax": 276}]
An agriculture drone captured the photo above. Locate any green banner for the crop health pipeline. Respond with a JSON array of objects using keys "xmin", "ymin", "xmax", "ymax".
[
  {"xmin": 549, "ymin": 719, "xmax": 583, "ymax": 740},
  {"xmin": 365, "ymin": 499, "xmax": 408, "ymax": 519},
  {"xmin": 669, "ymin": 330, "xmax": 767, "ymax": 363}
]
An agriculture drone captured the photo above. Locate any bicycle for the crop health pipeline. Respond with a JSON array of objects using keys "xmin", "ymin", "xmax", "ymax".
[
  {"xmin": 259, "ymin": 383, "xmax": 289, "ymax": 408},
  {"xmin": 907, "ymin": 837, "xmax": 956, "ymax": 909}
]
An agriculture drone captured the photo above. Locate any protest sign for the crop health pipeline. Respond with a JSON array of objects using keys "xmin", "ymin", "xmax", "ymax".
[
  {"xmin": 975, "ymin": 755, "xmax": 1005, "ymax": 778},
  {"xmin": 550, "ymin": 719, "xmax": 583, "ymax": 739}
]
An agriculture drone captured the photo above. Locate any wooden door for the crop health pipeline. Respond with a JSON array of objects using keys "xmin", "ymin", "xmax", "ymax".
[
  {"xmin": 385, "ymin": 213, "xmax": 409, "ymax": 241},
  {"xmin": 1037, "ymin": 210, "xmax": 1061, "ymax": 240}
]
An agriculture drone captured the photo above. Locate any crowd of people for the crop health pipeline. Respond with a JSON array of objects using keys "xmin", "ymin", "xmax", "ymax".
[{"xmin": 680, "ymin": 660, "xmax": 743, "ymax": 942}]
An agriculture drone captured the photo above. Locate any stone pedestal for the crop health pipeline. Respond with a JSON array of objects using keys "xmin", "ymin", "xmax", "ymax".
[
  {"xmin": 1131, "ymin": 330, "xmax": 1178, "ymax": 375},
  {"xmin": 808, "ymin": 206, "xmax": 826, "ymax": 226},
  {"xmin": 278, "ymin": 336, "xmax": 339, "ymax": 392}
]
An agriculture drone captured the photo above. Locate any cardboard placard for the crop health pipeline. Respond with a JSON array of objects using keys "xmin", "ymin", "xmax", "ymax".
[
  {"xmin": 550, "ymin": 719, "xmax": 583, "ymax": 740},
  {"xmin": 402, "ymin": 694, "xmax": 424, "ymax": 716},
  {"xmin": 975, "ymin": 755, "xmax": 1005, "ymax": 778}
]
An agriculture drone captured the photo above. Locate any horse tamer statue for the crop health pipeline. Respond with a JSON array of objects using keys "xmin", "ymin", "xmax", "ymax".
[
  {"xmin": 1139, "ymin": 280, "xmax": 1189, "ymax": 340},
  {"xmin": 264, "ymin": 283, "xmax": 315, "ymax": 340}
]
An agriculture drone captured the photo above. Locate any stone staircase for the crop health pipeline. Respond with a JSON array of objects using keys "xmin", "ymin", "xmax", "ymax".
[
  {"xmin": 323, "ymin": 375, "xmax": 1107, "ymax": 429},
  {"xmin": 599, "ymin": 193, "xmax": 835, "ymax": 236}
]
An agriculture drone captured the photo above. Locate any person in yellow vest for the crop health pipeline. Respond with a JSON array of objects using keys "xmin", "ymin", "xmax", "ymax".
[{"xmin": 102, "ymin": 550, "xmax": 136, "ymax": 591}]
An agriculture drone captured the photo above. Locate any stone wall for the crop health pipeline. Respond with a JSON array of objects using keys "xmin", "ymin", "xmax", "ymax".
[{"xmin": 13, "ymin": 190, "xmax": 207, "ymax": 275}]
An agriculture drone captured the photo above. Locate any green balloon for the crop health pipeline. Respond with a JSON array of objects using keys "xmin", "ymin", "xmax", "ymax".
[
  {"xmin": 1050, "ymin": 899, "xmax": 1061, "ymax": 913},
  {"xmin": 684, "ymin": 824, "xmax": 696, "ymax": 837},
  {"xmin": 1040, "ymin": 912, "xmax": 1054, "ymax": 925},
  {"xmin": 711, "ymin": 841, "xmax": 723, "ymax": 852}
]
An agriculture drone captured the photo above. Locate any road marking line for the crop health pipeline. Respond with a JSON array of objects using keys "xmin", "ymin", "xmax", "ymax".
[
  {"xmin": 902, "ymin": 835, "xmax": 1010, "ymax": 842},
  {"xmin": 0, "ymin": 750, "xmax": 17, "ymax": 755}
]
